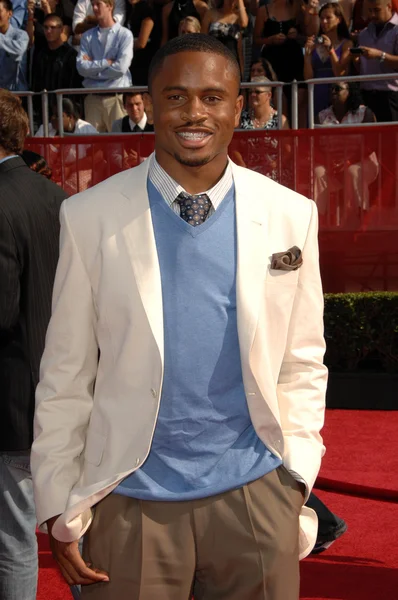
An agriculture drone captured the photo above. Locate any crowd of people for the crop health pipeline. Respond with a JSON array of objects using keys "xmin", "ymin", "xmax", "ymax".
[{"xmin": 0, "ymin": 0, "xmax": 397, "ymax": 133}]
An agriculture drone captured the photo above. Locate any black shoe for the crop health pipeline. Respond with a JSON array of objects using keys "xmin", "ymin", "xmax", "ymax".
[{"xmin": 311, "ymin": 518, "xmax": 347, "ymax": 554}]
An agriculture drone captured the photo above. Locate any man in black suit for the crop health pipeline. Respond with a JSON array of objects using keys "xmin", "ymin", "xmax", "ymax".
[
  {"xmin": 0, "ymin": 89, "xmax": 68, "ymax": 600},
  {"xmin": 111, "ymin": 92, "xmax": 154, "ymax": 133}
]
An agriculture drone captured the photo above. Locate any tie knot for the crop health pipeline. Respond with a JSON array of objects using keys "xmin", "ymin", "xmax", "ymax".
[{"xmin": 175, "ymin": 192, "xmax": 211, "ymax": 226}]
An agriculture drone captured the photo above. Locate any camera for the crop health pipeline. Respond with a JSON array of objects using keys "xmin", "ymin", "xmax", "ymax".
[{"xmin": 316, "ymin": 36, "xmax": 324, "ymax": 44}]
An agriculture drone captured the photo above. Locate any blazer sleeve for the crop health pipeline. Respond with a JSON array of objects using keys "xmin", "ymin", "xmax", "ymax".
[
  {"xmin": 31, "ymin": 201, "xmax": 99, "ymax": 529},
  {"xmin": 0, "ymin": 208, "xmax": 21, "ymax": 331},
  {"xmin": 277, "ymin": 201, "xmax": 327, "ymax": 498}
]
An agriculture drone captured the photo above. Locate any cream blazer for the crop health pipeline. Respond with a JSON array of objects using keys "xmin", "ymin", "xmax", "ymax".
[{"xmin": 32, "ymin": 156, "xmax": 327, "ymax": 560}]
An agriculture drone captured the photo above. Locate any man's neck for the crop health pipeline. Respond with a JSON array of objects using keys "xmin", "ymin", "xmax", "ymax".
[
  {"xmin": 98, "ymin": 17, "xmax": 115, "ymax": 29},
  {"xmin": 254, "ymin": 105, "xmax": 273, "ymax": 123},
  {"xmin": 0, "ymin": 149, "xmax": 13, "ymax": 160},
  {"xmin": 374, "ymin": 15, "xmax": 392, "ymax": 31},
  {"xmin": 155, "ymin": 150, "xmax": 229, "ymax": 195},
  {"xmin": 131, "ymin": 114, "xmax": 145, "ymax": 126},
  {"xmin": 0, "ymin": 23, "xmax": 9, "ymax": 35},
  {"xmin": 48, "ymin": 39, "xmax": 64, "ymax": 51}
]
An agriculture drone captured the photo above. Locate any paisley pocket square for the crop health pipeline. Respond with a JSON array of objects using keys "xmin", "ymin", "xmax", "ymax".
[{"xmin": 271, "ymin": 246, "xmax": 303, "ymax": 271}]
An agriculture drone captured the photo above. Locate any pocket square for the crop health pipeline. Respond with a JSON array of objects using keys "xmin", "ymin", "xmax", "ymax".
[{"xmin": 271, "ymin": 246, "xmax": 303, "ymax": 271}]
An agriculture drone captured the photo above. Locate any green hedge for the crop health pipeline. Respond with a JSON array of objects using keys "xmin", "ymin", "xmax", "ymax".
[{"xmin": 324, "ymin": 292, "xmax": 398, "ymax": 373}]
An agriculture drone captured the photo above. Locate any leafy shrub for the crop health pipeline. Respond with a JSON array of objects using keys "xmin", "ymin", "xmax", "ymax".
[{"xmin": 324, "ymin": 292, "xmax": 398, "ymax": 373}]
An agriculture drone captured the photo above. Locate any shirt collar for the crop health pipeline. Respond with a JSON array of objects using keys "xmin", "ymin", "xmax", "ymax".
[
  {"xmin": 0, "ymin": 154, "xmax": 18, "ymax": 165},
  {"xmin": 390, "ymin": 12, "xmax": 398, "ymax": 25},
  {"xmin": 369, "ymin": 12, "xmax": 398, "ymax": 33},
  {"xmin": 129, "ymin": 113, "xmax": 147, "ymax": 131},
  {"xmin": 96, "ymin": 20, "xmax": 119, "ymax": 35},
  {"xmin": 148, "ymin": 154, "xmax": 233, "ymax": 210}
]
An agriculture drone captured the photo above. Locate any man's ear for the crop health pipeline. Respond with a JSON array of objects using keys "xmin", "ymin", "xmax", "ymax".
[{"xmin": 234, "ymin": 94, "xmax": 244, "ymax": 128}]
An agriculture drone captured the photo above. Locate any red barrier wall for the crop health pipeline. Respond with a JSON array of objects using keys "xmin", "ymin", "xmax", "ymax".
[{"xmin": 26, "ymin": 126, "xmax": 398, "ymax": 292}]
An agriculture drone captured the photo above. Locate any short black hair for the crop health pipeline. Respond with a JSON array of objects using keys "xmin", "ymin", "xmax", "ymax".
[
  {"xmin": 122, "ymin": 91, "xmax": 143, "ymax": 105},
  {"xmin": 21, "ymin": 150, "xmax": 53, "ymax": 179},
  {"xmin": 51, "ymin": 98, "xmax": 79, "ymax": 119},
  {"xmin": 62, "ymin": 98, "xmax": 79, "ymax": 119},
  {"xmin": 148, "ymin": 33, "xmax": 241, "ymax": 93},
  {"xmin": 0, "ymin": 0, "xmax": 13, "ymax": 12},
  {"xmin": 43, "ymin": 12, "xmax": 64, "ymax": 26}
]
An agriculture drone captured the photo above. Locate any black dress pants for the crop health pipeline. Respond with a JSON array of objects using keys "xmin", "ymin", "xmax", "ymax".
[{"xmin": 306, "ymin": 492, "xmax": 344, "ymax": 539}]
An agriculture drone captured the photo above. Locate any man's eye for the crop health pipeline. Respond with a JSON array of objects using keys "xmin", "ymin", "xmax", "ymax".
[
  {"xmin": 205, "ymin": 96, "xmax": 221, "ymax": 103},
  {"xmin": 168, "ymin": 95, "xmax": 184, "ymax": 101}
]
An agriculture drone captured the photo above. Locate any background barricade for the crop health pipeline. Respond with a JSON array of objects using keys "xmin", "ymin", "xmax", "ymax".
[{"xmin": 26, "ymin": 126, "xmax": 398, "ymax": 293}]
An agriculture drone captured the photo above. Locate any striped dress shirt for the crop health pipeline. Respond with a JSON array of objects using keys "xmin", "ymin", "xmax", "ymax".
[{"xmin": 148, "ymin": 154, "xmax": 233, "ymax": 217}]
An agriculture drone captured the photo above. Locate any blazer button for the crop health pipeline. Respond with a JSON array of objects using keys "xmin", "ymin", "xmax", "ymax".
[{"xmin": 151, "ymin": 388, "xmax": 157, "ymax": 398}]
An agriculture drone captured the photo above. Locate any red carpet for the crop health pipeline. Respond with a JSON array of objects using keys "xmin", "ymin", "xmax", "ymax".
[
  {"xmin": 37, "ymin": 410, "xmax": 398, "ymax": 600},
  {"xmin": 317, "ymin": 410, "xmax": 398, "ymax": 499}
]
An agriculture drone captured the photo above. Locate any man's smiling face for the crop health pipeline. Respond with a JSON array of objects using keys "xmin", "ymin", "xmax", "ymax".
[{"xmin": 150, "ymin": 51, "xmax": 243, "ymax": 169}]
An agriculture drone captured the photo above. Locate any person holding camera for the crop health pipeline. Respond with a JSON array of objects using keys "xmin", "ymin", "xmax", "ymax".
[
  {"xmin": 26, "ymin": 0, "xmax": 71, "ymax": 51},
  {"xmin": 304, "ymin": 2, "xmax": 353, "ymax": 117},
  {"xmin": 355, "ymin": 0, "xmax": 398, "ymax": 122}
]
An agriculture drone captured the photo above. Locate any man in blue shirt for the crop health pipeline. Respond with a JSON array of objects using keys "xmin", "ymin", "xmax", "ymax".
[
  {"xmin": 10, "ymin": 0, "xmax": 26, "ymax": 28},
  {"xmin": 77, "ymin": 0, "xmax": 133, "ymax": 131},
  {"xmin": 33, "ymin": 34, "xmax": 327, "ymax": 600},
  {"xmin": 0, "ymin": 0, "xmax": 28, "ymax": 90}
]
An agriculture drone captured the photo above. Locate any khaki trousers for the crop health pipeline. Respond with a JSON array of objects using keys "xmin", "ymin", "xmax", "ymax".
[
  {"xmin": 84, "ymin": 94, "xmax": 125, "ymax": 133},
  {"xmin": 81, "ymin": 466, "xmax": 302, "ymax": 600}
]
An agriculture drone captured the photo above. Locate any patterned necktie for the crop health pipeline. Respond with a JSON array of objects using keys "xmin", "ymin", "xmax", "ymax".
[{"xmin": 175, "ymin": 192, "xmax": 211, "ymax": 226}]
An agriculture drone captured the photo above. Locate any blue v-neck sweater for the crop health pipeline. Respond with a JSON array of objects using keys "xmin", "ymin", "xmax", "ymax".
[{"xmin": 115, "ymin": 179, "xmax": 280, "ymax": 500}]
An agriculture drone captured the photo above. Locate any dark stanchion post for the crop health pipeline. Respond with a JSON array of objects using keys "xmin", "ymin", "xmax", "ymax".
[
  {"xmin": 41, "ymin": 90, "xmax": 49, "ymax": 137},
  {"xmin": 308, "ymin": 83, "xmax": 315, "ymax": 130},
  {"xmin": 57, "ymin": 92, "xmax": 64, "ymax": 137},
  {"xmin": 276, "ymin": 85, "xmax": 283, "ymax": 130},
  {"xmin": 27, "ymin": 94, "xmax": 34, "ymax": 136},
  {"xmin": 56, "ymin": 92, "xmax": 65, "ymax": 187},
  {"xmin": 291, "ymin": 80, "xmax": 298, "ymax": 130}
]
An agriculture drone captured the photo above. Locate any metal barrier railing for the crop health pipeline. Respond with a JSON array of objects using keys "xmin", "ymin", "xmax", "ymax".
[
  {"xmin": 53, "ymin": 81, "xmax": 285, "ymax": 137},
  {"xmin": 15, "ymin": 72, "xmax": 398, "ymax": 136}
]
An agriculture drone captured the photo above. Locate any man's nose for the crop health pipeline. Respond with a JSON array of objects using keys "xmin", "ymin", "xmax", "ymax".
[{"xmin": 182, "ymin": 97, "xmax": 207, "ymax": 122}]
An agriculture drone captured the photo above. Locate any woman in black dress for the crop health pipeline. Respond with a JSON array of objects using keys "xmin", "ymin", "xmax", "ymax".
[
  {"xmin": 126, "ymin": 0, "xmax": 155, "ymax": 85},
  {"xmin": 254, "ymin": 0, "xmax": 306, "ymax": 122},
  {"xmin": 201, "ymin": 0, "xmax": 248, "ymax": 75}
]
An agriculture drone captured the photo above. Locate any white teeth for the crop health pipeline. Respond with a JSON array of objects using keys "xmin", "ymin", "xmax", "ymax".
[{"xmin": 178, "ymin": 132, "xmax": 209, "ymax": 140}]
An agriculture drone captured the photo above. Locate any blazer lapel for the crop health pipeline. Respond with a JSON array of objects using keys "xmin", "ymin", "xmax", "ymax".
[
  {"xmin": 120, "ymin": 156, "xmax": 164, "ymax": 361},
  {"xmin": 232, "ymin": 162, "xmax": 269, "ymax": 363}
]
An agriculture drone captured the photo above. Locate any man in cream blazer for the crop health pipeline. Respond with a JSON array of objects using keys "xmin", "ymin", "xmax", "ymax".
[{"xmin": 32, "ymin": 34, "xmax": 327, "ymax": 600}]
